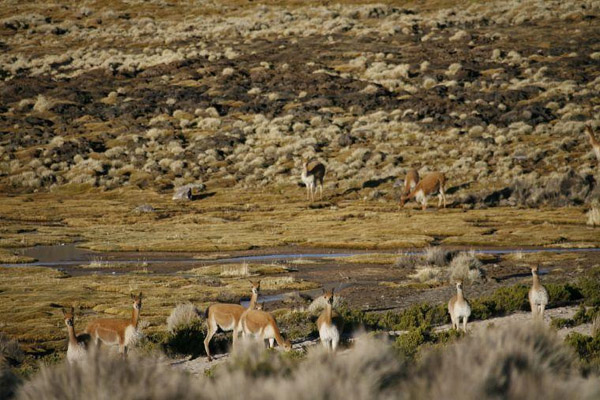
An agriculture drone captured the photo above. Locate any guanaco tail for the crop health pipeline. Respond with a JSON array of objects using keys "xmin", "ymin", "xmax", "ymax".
[
  {"xmin": 528, "ymin": 265, "xmax": 549, "ymax": 320},
  {"xmin": 316, "ymin": 288, "xmax": 344, "ymax": 351},
  {"xmin": 301, "ymin": 159, "xmax": 326, "ymax": 202},
  {"xmin": 400, "ymin": 171, "xmax": 446, "ymax": 210},
  {"xmin": 84, "ymin": 293, "xmax": 142, "ymax": 358},
  {"xmin": 62, "ymin": 307, "xmax": 91, "ymax": 364},
  {"xmin": 204, "ymin": 280, "xmax": 260, "ymax": 361},
  {"xmin": 236, "ymin": 308, "xmax": 292, "ymax": 351},
  {"xmin": 448, "ymin": 281, "xmax": 471, "ymax": 332}
]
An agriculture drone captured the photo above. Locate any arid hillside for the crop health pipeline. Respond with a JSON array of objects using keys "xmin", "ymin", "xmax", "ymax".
[{"xmin": 1, "ymin": 0, "xmax": 599, "ymax": 208}]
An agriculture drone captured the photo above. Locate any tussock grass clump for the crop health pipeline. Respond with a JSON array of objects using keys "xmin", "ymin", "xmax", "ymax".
[
  {"xmin": 449, "ymin": 251, "xmax": 485, "ymax": 283},
  {"xmin": 410, "ymin": 323, "xmax": 591, "ymax": 399},
  {"xmin": 17, "ymin": 351, "xmax": 202, "ymax": 400},
  {"xmin": 0, "ymin": 333, "xmax": 24, "ymax": 367},
  {"xmin": 166, "ymin": 303, "xmax": 202, "ymax": 334},
  {"xmin": 424, "ymin": 247, "xmax": 452, "ymax": 267}
]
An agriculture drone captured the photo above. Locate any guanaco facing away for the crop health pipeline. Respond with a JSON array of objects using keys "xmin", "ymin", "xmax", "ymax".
[
  {"xmin": 400, "ymin": 171, "xmax": 447, "ymax": 210},
  {"xmin": 301, "ymin": 159, "xmax": 326, "ymax": 202},
  {"xmin": 62, "ymin": 307, "xmax": 91, "ymax": 364},
  {"xmin": 529, "ymin": 265, "xmax": 549, "ymax": 320},
  {"xmin": 204, "ymin": 280, "xmax": 260, "ymax": 361},
  {"xmin": 236, "ymin": 308, "xmax": 292, "ymax": 351},
  {"xmin": 402, "ymin": 169, "xmax": 420, "ymax": 198},
  {"xmin": 585, "ymin": 125, "xmax": 600, "ymax": 164},
  {"xmin": 85, "ymin": 293, "xmax": 142, "ymax": 358},
  {"xmin": 448, "ymin": 281, "xmax": 471, "ymax": 332},
  {"xmin": 317, "ymin": 288, "xmax": 344, "ymax": 351}
]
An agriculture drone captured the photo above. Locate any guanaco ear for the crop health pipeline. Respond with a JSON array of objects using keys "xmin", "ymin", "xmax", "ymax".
[
  {"xmin": 70, "ymin": 306, "xmax": 75, "ymax": 314},
  {"xmin": 61, "ymin": 308, "xmax": 66, "ymax": 316},
  {"xmin": 322, "ymin": 288, "xmax": 326, "ymax": 294},
  {"xmin": 139, "ymin": 292, "xmax": 143, "ymax": 299}
]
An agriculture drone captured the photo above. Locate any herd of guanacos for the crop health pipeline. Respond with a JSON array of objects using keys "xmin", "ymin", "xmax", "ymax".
[
  {"xmin": 57, "ymin": 125, "xmax": 600, "ymax": 364},
  {"xmin": 61, "ymin": 262, "xmax": 549, "ymax": 364}
]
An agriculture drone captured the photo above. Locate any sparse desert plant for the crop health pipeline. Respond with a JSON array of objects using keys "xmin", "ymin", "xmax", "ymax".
[
  {"xmin": 394, "ymin": 252, "xmax": 421, "ymax": 269},
  {"xmin": 16, "ymin": 351, "xmax": 202, "ymax": 400},
  {"xmin": 409, "ymin": 266, "xmax": 443, "ymax": 284},
  {"xmin": 587, "ymin": 200, "xmax": 600, "ymax": 227},
  {"xmin": 0, "ymin": 333, "xmax": 24, "ymax": 367},
  {"xmin": 166, "ymin": 303, "xmax": 201, "ymax": 334},
  {"xmin": 449, "ymin": 251, "xmax": 484, "ymax": 283},
  {"xmin": 424, "ymin": 247, "xmax": 452, "ymax": 267},
  {"xmin": 220, "ymin": 263, "xmax": 250, "ymax": 277},
  {"xmin": 410, "ymin": 323, "xmax": 589, "ymax": 399}
]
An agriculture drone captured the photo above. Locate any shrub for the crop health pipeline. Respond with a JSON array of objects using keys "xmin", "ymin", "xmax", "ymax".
[
  {"xmin": 424, "ymin": 247, "xmax": 452, "ymax": 267},
  {"xmin": 163, "ymin": 319, "xmax": 206, "ymax": 358},
  {"xmin": 0, "ymin": 333, "xmax": 24, "ymax": 367},
  {"xmin": 564, "ymin": 332, "xmax": 600, "ymax": 374},
  {"xmin": 17, "ymin": 351, "xmax": 202, "ymax": 400},
  {"xmin": 449, "ymin": 251, "xmax": 484, "ymax": 283},
  {"xmin": 166, "ymin": 303, "xmax": 201, "ymax": 334},
  {"xmin": 410, "ymin": 323, "xmax": 588, "ymax": 399},
  {"xmin": 579, "ymin": 267, "xmax": 600, "ymax": 306},
  {"xmin": 587, "ymin": 200, "xmax": 600, "ymax": 226}
]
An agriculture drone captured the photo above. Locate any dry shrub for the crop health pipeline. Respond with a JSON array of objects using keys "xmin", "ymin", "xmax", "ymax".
[
  {"xmin": 17, "ymin": 351, "xmax": 202, "ymax": 400},
  {"xmin": 209, "ymin": 336, "xmax": 406, "ymax": 399},
  {"xmin": 0, "ymin": 333, "xmax": 23, "ymax": 400},
  {"xmin": 166, "ymin": 303, "xmax": 201, "ymax": 334},
  {"xmin": 308, "ymin": 293, "xmax": 345, "ymax": 313},
  {"xmin": 409, "ymin": 266, "xmax": 443, "ymax": 284},
  {"xmin": 410, "ymin": 323, "xmax": 598, "ymax": 400},
  {"xmin": 449, "ymin": 251, "xmax": 484, "ymax": 283},
  {"xmin": 588, "ymin": 200, "xmax": 600, "ymax": 227},
  {"xmin": 424, "ymin": 247, "xmax": 452, "ymax": 267}
]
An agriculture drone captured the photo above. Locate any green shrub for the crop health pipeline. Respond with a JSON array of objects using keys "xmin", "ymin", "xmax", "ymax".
[
  {"xmin": 564, "ymin": 331, "xmax": 600, "ymax": 374},
  {"xmin": 394, "ymin": 327, "xmax": 429, "ymax": 359},
  {"xmin": 275, "ymin": 311, "xmax": 318, "ymax": 342},
  {"xmin": 578, "ymin": 267, "xmax": 600, "ymax": 306},
  {"xmin": 162, "ymin": 320, "xmax": 207, "ymax": 358}
]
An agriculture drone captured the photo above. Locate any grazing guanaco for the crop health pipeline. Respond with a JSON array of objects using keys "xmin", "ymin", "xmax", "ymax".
[
  {"xmin": 301, "ymin": 159, "xmax": 326, "ymax": 202},
  {"xmin": 585, "ymin": 125, "xmax": 600, "ymax": 164},
  {"xmin": 316, "ymin": 288, "xmax": 344, "ymax": 351},
  {"xmin": 448, "ymin": 281, "xmax": 471, "ymax": 332},
  {"xmin": 400, "ymin": 171, "xmax": 446, "ymax": 210},
  {"xmin": 236, "ymin": 309, "xmax": 292, "ymax": 351},
  {"xmin": 402, "ymin": 169, "xmax": 420, "ymax": 198},
  {"xmin": 85, "ymin": 293, "xmax": 142, "ymax": 358},
  {"xmin": 204, "ymin": 280, "xmax": 260, "ymax": 361},
  {"xmin": 529, "ymin": 265, "xmax": 549, "ymax": 320},
  {"xmin": 62, "ymin": 307, "xmax": 91, "ymax": 364}
]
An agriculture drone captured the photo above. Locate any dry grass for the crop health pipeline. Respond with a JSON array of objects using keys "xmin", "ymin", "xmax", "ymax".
[{"xmin": 166, "ymin": 303, "xmax": 201, "ymax": 334}]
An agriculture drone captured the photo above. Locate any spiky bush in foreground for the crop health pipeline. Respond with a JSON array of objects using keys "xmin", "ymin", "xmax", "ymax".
[
  {"xmin": 410, "ymin": 323, "xmax": 599, "ymax": 400},
  {"xmin": 17, "ymin": 351, "xmax": 202, "ymax": 400}
]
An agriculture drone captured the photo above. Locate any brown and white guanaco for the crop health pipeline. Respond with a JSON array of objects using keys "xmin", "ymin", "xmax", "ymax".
[
  {"xmin": 529, "ymin": 265, "xmax": 549, "ymax": 320},
  {"xmin": 85, "ymin": 293, "xmax": 142, "ymax": 358},
  {"xmin": 236, "ymin": 308, "xmax": 292, "ymax": 351},
  {"xmin": 204, "ymin": 280, "xmax": 260, "ymax": 361},
  {"xmin": 301, "ymin": 159, "xmax": 326, "ymax": 202},
  {"xmin": 448, "ymin": 281, "xmax": 471, "ymax": 332},
  {"xmin": 62, "ymin": 307, "xmax": 91, "ymax": 364},
  {"xmin": 316, "ymin": 288, "xmax": 344, "ymax": 351},
  {"xmin": 585, "ymin": 125, "xmax": 600, "ymax": 165},
  {"xmin": 400, "ymin": 172, "xmax": 446, "ymax": 210}
]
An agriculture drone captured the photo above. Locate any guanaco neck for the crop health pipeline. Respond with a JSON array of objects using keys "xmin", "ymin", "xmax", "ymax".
[
  {"xmin": 324, "ymin": 302, "xmax": 333, "ymax": 325},
  {"xmin": 67, "ymin": 323, "xmax": 78, "ymax": 345},
  {"xmin": 532, "ymin": 273, "xmax": 541, "ymax": 289},
  {"xmin": 131, "ymin": 307, "xmax": 140, "ymax": 328},
  {"xmin": 456, "ymin": 286, "xmax": 464, "ymax": 301},
  {"xmin": 248, "ymin": 291, "xmax": 258, "ymax": 310},
  {"xmin": 272, "ymin": 322, "xmax": 286, "ymax": 347}
]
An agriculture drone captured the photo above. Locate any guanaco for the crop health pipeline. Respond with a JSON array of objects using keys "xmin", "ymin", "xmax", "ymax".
[
  {"xmin": 448, "ymin": 281, "xmax": 471, "ymax": 332},
  {"xmin": 585, "ymin": 125, "xmax": 600, "ymax": 164},
  {"xmin": 204, "ymin": 280, "xmax": 260, "ymax": 361},
  {"xmin": 236, "ymin": 309, "xmax": 292, "ymax": 351},
  {"xmin": 400, "ymin": 171, "xmax": 446, "ymax": 210},
  {"xmin": 316, "ymin": 288, "xmax": 344, "ymax": 351},
  {"xmin": 85, "ymin": 293, "xmax": 142, "ymax": 358},
  {"xmin": 301, "ymin": 159, "xmax": 326, "ymax": 202},
  {"xmin": 529, "ymin": 265, "xmax": 549, "ymax": 320},
  {"xmin": 402, "ymin": 169, "xmax": 420, "ymax": 198},
  {"xmin": 62, "ymin": 307, "xmax": 91, "ymax": 364}
]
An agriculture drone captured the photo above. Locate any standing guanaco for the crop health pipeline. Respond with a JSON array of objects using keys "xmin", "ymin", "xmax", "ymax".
[
  {"xmin": 316, "ymin": 288, "xmax": 344, "ymax": 351},
  {"xmin": 585, "ymin": 125, "xmax": 600, "ymax": 165},
  {"xmin": 85, "ymin": 293, "xmax": 142, "ymax": 359},
  {"xmin": 529, "ymin": 265, "xmax": 549, "ymax": 320},
  {"xmin": 448, "ymin": 281, "xmax": 471, "ymax": 332},
  {"xmin": 236, "ymin": 308, "xmax": 292, "ymax": 351},
  {"xmin": 204, "ymin": 280, "xmax": 260, "ymax": 361},
  {"xmin": 400, "ymin": 172, "xmax": 447, "ymax": 210},
  {"xmin": 301, "ymin": 159, "xmax": 326, "ymax": 202},
  {"xmin": 62, "ymin": 307, "xmax": 91, "ymax": 364}
]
